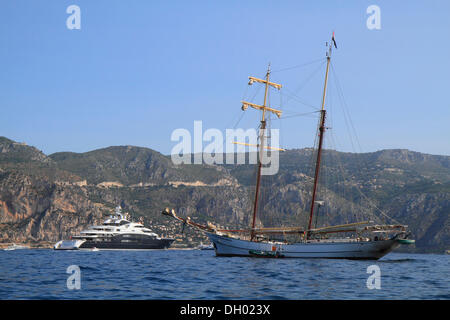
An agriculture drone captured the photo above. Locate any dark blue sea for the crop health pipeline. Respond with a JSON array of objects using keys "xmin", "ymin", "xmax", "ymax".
[{"xmin": 0, "ymin": 249, "xmax": 448, "ymax": 300}]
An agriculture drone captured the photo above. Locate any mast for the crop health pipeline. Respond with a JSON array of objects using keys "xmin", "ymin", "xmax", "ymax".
[
  {"xmin": 251, "ymin": 66, "xmax": 270, "ymax": 242},
  {"xmin": 307, "ymin": 34, "xmax": 335, "ymax": 236},
  {"xmin": 240, "ymin": 64, "xmax": 282, "ymax": 241}
]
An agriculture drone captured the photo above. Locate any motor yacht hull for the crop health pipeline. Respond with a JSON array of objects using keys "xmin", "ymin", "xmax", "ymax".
[{"xmin": 54, "ymin": 236, "xmax": 174, "ymax": 250}]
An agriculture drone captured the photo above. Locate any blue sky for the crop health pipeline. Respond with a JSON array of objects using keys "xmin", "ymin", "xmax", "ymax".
[{"xmin": 1, "ymin": 0, "xmax": 449, "ymax": 156}]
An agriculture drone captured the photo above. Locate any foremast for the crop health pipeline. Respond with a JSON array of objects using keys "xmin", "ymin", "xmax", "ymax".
[
  {"xmin": 307, "ymin": 33, "xmax": 336, "ymax": 237},
  {"xmin": 241, "ymin": 65, "xmax": 282, "ymax": 241}
]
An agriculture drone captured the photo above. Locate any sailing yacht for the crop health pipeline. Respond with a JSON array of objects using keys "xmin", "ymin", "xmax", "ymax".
[
  {"xmin": 162, "ymin": 34, "xmax": 414, "ymax": 259},
  {"xmin": 54, "ymin": 206, "xmax": 174, "ymax": 250}
]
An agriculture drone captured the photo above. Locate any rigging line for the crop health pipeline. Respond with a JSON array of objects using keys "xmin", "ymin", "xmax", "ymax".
[
  {"xmin": 329, "ymin": 64, "xmax": 364, "ymax": 187},
  {"xmin": 328, "ymin": 71, "xmax": 378, "ymax": 222},
  {"xmin": 220, "ymin": 108, "xmax": 248, "ymax": 156},
  {"xmin": 331, "ymin": 72, "xmax": 376, "ymax": 223},
  {"xmin": 290, "ymin": 60, "xmax": 327, "ymax": 94},
  {"xmin": 329, "ymin": 63, "xmax": 402, "ymax": 225},
  {"xmin": 233, "ymin": 111, "xmax": 246, "ymax": 129},
  {"xmin": 323, "ymin": 86, "xmax": 337, "ymax": 226},
  {"xmin": 280, "ymin": 90, "xmax": 320, "ymax": 110},
  {"xmin": 326, "ymin": 79, "xmax": 362, "ymax": 228},
  {"xmin": 280, "ymin": 65, "xmax": 326, "ymax": 109},
  {"xmin": 327, "ymin": 126, "xmax": 382, "ymax": 224},
  {"xmin": 278, "ymin": 107, "xmax": 320, "ymax": 115},
  {"xmin": 329, "ymin": 68, "xmax": 356, "ymax": 153},
  {"xmin": 272, "ymin": 111, "xmax": 320, "ymax": 121},
  {"xmin": 281, "ymin": 60, "xmax": 327, "ymax": 108},
  {"xmin": 325, "ymin": 133, "xmax": 352, "ymax": 225},
  {"xmin": 248, "ymin": 82, "xmax": 263, "ymax": 103},
  {"xmin": 326, "ymin": 72, "xmax": 353, "ymax": 225},
  {"xmin": 224, "ymin": 109, "xmax": 243, "ymax": 130},
  {"xmin": 272, "ymin": 57, "xmax": 327, "ymax": 73},
  {"xmin": 241, "ymin": 82, "xmax": 250, "ymax": 103},
  {"xmin": 330, "ymin": 62, "xmax": 361, "ymax": 152},
  {"xmin": 355, "ymin": 186, "xmax": 403, "ymax": 225}
]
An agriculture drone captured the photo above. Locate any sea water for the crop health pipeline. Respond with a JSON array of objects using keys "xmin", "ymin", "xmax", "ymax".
[{"xmin": 0, "ymin": 249, "xmax": 448, "ymax": 300}]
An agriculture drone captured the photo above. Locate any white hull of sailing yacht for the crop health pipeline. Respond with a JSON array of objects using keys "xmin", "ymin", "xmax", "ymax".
[{"xmin": 207, "ymin": 233, "xmax": 401, "ymax": 260}]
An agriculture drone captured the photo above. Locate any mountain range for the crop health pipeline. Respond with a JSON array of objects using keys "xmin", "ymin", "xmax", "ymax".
[{"xmin": 0, "ymin": 136, "xmax": 448, "ymax": 252}]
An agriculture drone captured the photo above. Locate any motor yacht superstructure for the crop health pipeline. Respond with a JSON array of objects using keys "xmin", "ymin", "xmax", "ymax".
[{"xmin": 54, "ymin": 206, "xmax": 174, "ymax": 250}]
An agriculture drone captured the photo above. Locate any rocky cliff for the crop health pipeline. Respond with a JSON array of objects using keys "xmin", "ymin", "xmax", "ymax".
[{"xmin": 0, "ymin": 136, "xmax": 448, "ymax": 252}]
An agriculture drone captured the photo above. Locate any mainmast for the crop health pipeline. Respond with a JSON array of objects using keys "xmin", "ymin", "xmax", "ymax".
[
  {"xmin": 240, "ymin": 64, "xmax": 282, "ymax": 241},
  {"xmin": 307, "ymin": 33, "xmax": 336, "ymax": 237}
]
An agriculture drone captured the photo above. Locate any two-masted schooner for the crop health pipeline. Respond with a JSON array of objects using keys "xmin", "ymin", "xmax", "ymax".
[{"xmin": 163, "ymin": 34, "xmax": 414, "ymax": 259}]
